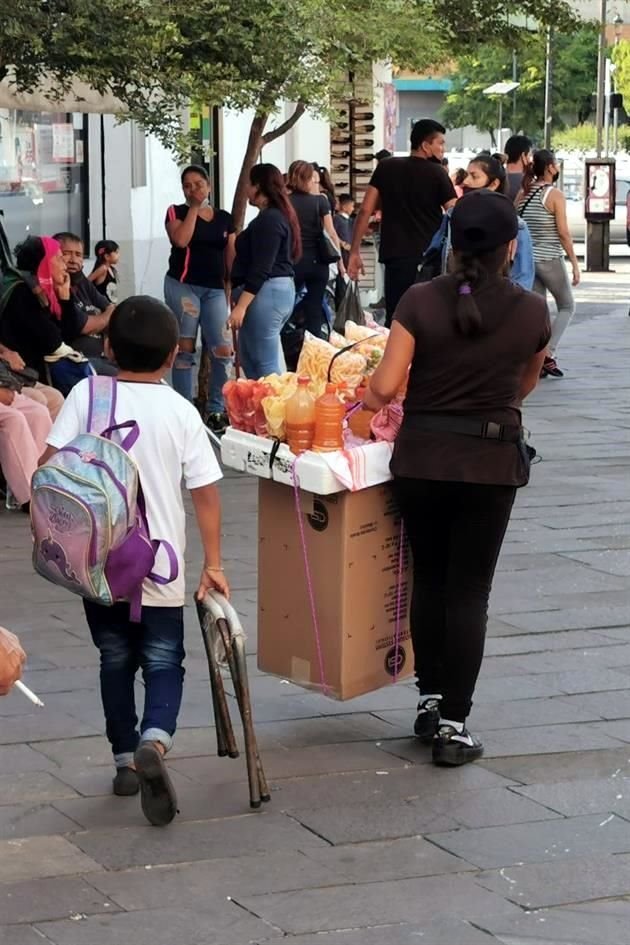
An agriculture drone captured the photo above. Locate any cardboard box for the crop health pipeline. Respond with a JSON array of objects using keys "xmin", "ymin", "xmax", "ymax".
[{"xmin": 258, "ymin": 480, "xmax": 412, "ymax": 700}]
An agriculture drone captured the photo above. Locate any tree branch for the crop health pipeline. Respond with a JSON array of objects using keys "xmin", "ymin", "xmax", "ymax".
[{"xmin": 261, "ymin": 102, "xmax": 306, "ymax": 145}]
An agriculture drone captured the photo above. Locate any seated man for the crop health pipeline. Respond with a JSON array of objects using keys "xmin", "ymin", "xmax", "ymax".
[{"xmin": 53, "ymin": 232, "xmax": 117, "ymax": 375}]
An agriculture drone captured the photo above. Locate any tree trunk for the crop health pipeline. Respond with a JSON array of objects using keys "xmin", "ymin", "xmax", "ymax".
[
  {"xmin": 199, "ymin": 104, "xmax": 308, "ymax": 412},
  {"xmin": 231, "ymin": 113, "xmax": 268, "ymax": 231}
]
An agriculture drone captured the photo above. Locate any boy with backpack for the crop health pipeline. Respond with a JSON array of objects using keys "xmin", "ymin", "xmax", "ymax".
[{"xmin": 37, "ymin": 296, "xmax": 228, "ymax": 827}]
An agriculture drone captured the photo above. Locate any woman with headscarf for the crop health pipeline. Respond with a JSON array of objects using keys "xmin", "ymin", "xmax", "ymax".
[{"xmin": 0, "ymin": 236, "xmax": 91, "ymax": 395}]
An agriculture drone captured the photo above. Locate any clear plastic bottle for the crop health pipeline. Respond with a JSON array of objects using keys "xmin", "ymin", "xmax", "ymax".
[
  {"xmin": 285, "ymin": 377, "xmax": 316, "ymax": 454},
  {"xmin": 312, "ymin": 383, "xmax": 345, "ymax": 453}
]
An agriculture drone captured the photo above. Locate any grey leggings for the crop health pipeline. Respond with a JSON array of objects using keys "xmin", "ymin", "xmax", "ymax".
[{"xmin": 533, "ymin": 258, "xmax": 575, "ymax": 355}]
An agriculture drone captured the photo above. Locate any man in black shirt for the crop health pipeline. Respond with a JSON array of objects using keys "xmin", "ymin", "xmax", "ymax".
[
  {"xmin": 348, "ymin": 119, "xmax": 457, "ymax": 326},
  {"xmin": 54, "ymin": 232, "xmax": 117, "ymax": 374}
]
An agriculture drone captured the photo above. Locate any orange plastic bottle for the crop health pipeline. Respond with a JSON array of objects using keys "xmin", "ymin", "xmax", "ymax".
[
  {"xmin": 285, "ymin": 377, "xmax": 316, "ymax": 454},
  {"xmin": 312, "ymin": 383, "xmax": 345, "ymax": 452},
  {"xmin": 348, "ymin": 387, "xmax": 376, "ymax": 441}
]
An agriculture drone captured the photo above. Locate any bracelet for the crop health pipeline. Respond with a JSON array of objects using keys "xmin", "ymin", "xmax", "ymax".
[{"xmin": 205, "ymin": 565, "xmax": 224, "ymax": 573}]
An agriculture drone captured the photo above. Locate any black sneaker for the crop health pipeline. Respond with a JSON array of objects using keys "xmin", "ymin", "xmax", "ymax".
[
  {"xmin": 113, "ymin": 766, "xmax": 139, "ymax": 796},
  {"xmin": 542, "ymin": 356, "xmax": 564, "ymax": 378},
  {"xmin": 432, "ymin": 725, "xmax": 484, "ymax": 767},
  {"xmin": 414, "ymin": 698, "xmax": 441, "ymax": 742},
  {"xmin": 134, "ymin": 743, "xmax": 178, "ymax": 826},
  {"xmin": 207, "ymin": 412, "xmax": 229, "ymax": 435}
]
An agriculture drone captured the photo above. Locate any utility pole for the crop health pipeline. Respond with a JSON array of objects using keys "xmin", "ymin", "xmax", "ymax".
[
  {"xmin": 543, "ymin": 27, "xmax": 553, "ymax": 149},
  {"xmin": 586, "ymin": 0, "xmax": 611, "ymax": 272},
  {"xmin": 595, "ymin": 0, "xmax": 607, "ymax": 157}
]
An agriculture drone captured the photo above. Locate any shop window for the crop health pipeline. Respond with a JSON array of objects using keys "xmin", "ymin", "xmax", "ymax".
[{"xmin": 0, "ymin": 110, "xmax": 86, "ymax": 253}]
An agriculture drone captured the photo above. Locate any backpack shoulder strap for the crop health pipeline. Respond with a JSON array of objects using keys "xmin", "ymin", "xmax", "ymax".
[{"xmin": 88, "ymin": 375, "xmax": 117, "ymax": 434}]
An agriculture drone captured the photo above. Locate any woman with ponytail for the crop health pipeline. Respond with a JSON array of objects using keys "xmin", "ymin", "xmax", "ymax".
[
  {"xmin": 516, "ymin": 149, "xmax": 580, "ymax": 377},
  {"xmin": 364, "ymin": 191, "xmax": 550, "ymax": 768},
  {"xmin": 229, "ymin": 163, "xmax": 300, "ymax": 379}
]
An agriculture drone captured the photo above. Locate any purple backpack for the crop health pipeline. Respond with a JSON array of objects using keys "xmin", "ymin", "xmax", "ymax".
[{"xmin": 31, "ymin": 376, "xmax": 177, "ymax": 621}]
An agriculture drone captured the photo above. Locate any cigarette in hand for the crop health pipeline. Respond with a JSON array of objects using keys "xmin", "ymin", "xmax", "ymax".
[{"xmin": 14, "ymin": 679, "xmax": 45, "ymax": 707}]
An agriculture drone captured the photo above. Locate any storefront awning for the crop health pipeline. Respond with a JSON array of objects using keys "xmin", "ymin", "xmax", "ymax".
[{"xmin": 0, "ymin": 70, "xmax": 125, "ymax": 114}]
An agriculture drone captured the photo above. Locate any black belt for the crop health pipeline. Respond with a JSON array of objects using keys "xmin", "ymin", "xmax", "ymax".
[{"xmin": 404, "ymin": 413, "xmax": 522, "ymax": 443}]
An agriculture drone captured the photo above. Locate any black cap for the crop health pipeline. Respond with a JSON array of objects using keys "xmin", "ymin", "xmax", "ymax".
[{"xmin": 450, "ymin": 190, "xmax": 519, "ymax": 254}]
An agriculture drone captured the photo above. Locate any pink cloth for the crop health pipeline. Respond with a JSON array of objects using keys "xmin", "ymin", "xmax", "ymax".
[
  {"xmin": 0, "ymin": 393, "xmax": 52, "ymax": 505},
  {"xmin": 319, "ymin": 441, "xmax": 394, "ymax": 491},
  {"xmin": 37, "ymin": 237, "xmax": 62, "ymax": 319},
  {"xmin": 371, "ymin": 401, "xmax": 403, "ymax": 443}
]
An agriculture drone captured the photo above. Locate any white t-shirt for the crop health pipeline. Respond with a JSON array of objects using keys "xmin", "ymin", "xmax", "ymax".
[{"xmin": 46, "ymin": 379, "xmax": 222, "ymax": 607}]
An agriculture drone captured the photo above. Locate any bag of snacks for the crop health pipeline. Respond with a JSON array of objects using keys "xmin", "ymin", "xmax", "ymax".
[{"xmin": 297, "ymin": 332, "xmax": 367, "ymax": 393}]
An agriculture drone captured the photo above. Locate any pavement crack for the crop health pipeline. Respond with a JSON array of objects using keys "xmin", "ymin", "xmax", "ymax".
[{"xmin": 283, "ymin": 811, "xmax": 334, "ymax": 845}]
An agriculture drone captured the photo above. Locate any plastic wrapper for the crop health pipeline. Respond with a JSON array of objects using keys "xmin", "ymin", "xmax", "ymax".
[
  {"xmin": 344, "ymin": 321, "xmax": 388, "ymax": 350},
  {"xmin": 223, "ymin": 379, "xmax": 271, "ymax": 434},
  {"xmin": 297, "ymin": 332, "xmax": 367, "ymax": 392}
]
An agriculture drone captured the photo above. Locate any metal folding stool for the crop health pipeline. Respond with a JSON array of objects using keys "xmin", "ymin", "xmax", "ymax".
[{"xmin": 195, "ymin": 591, "xmax": 270, "ymax": 809}]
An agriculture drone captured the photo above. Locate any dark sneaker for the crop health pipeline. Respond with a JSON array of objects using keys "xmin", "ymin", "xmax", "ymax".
[
  {"xmin": 432, "ymin": 725, "xmax": 484, "ymax": 767},
  {"xmin": 113, "ymin": 766, "xmax": 139, "ymax": 796},
  {"xmin": 207, "ymin": 412, "xmax": 229, "ymax": 435},
  {"xmin": 414, "ymin": 698, "xmax": 441, "ymax": 742},
  {"xmin": 542, "ymin": 356, "xmax": 564, "ymax": 378},
  {"xmin": 134, "ymin": 743, "xmax": 178, "ymax": 826}
]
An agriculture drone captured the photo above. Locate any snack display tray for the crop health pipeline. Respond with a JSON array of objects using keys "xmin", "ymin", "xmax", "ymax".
[{"xmin": 220, "ymin": 428, "xmax": 392, "ymax": 495}]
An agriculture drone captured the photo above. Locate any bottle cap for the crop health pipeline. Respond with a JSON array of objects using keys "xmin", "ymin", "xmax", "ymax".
[
  {"xmin": 297, "ymin": 375, "xmax": 310, "ymax": 385},
  {"xmin": 325, "ymin": 383, "xmax": 337, "ymax": 393}
]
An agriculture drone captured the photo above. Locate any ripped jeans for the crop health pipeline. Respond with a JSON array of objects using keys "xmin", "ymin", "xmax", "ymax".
[{"xmin": 164, "ymin": 275, "xmax": 230, "ymax": 414}]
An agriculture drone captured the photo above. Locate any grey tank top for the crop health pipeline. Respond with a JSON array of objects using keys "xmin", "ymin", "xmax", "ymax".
[{"xmin": 518, "ymin": 184, "xmax": 563, "ymax": 261}]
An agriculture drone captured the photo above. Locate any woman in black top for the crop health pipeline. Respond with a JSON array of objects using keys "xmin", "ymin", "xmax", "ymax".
[
  {"xmin": 164, "ymin": 164, "xmax": 235, "ymax": 430},
  {"xmin": 288, "ymin": 160, "xmax": 343, "ymax": 343},
  {"xmin": 228, "ymin": 164, "xmax": 301, "ymax": 379},
  {"xmin": 364, "ymin": 191, "xmax": 550, "ymax": 767}
]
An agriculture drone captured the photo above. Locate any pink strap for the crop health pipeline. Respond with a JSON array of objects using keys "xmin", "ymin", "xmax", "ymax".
[
  {"xmin": 393, "ymin": 517, "xmax": 405, "ymax": 683},
  {"xmin": 291, "ymin": 459, "xmax": 329, "ymax": 695}
]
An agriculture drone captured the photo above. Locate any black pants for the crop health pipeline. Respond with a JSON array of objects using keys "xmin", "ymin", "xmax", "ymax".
[
  {"xmin": 293, "ymin": 258, "xmax": 330, "ymax": 338},
  {"xmin": 394, "ymin": 477, "xmax": 516, "ymax": 722},
  {"xmin": 384, "ymin": 255, "xmax": 423, "ymax": 327}
]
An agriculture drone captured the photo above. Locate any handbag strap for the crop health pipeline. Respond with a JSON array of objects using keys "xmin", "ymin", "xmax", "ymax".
[{"xmin": 517, "ymin": 183, "xmax": 551, "ymax": 218}]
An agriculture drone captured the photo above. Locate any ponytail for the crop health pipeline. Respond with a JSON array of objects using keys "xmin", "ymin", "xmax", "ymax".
[
  {"xmin": 449, "ymin": 245, "xmax": 511, "ymax": 337},
  {"xmin": 451, "ymin": 253, "xmax": 485, "ymax": 337},
  {"xmin": 523, "ymin": 149, "xmax": 555, "ymax": 194}
]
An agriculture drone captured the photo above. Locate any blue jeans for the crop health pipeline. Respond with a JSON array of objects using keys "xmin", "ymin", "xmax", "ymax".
[
  {"xmin": 235, "ymin": 276, "xmax": 295, "ymax": 379},
  {"xmin": 164, "ymin": 275, "xmax": 230, "ymax": 413},
  {"xmin": 84, "ymin": 600, "xmax": 185, "ymax": 768}
]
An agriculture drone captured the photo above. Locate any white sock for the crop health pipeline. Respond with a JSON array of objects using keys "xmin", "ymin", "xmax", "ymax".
[
  {"xmin": 440, "ymin": 717, "xmax": 465, "ymax": 733},
  {"xmin": 418, "ymin": 693, "xmax": 442, "ymax": 707}
]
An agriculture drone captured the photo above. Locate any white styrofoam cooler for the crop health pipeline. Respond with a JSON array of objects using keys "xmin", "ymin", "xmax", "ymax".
[{"xmin": 220, "ymin": 428, "xmax": 393, "ymax": 495}]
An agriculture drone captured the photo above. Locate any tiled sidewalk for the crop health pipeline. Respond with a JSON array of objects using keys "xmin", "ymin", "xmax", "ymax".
[{"xmin": 1, "ymin": 270, "xmax": 630, "ymax": 944}]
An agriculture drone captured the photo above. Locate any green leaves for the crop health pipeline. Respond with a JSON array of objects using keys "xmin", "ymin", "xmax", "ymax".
[
  {"xmin": 1, "ymin": 0, "xmax": 579, "ymax": 151},
  {"xmin": 441, "ymin": 25, "xmax": 598, "ymax": 142}
]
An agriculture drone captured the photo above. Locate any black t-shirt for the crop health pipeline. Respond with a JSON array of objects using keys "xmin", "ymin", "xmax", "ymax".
[
  {"xmin": 165, "ymin": 204, "xmax": 235, "ymax": 288},
  {"xmin": 290, "ymin": 192, "xmax": 329, "ymax": 260},
  {"xmin": 392, "ymin": 275, "xmax": 551, "ymax": 486},
  {"xmin": 370, "ymin": 156, "xmax": 456, "ymax": 262},
  {"xmin": 231, "ymin": 207, "xmax": 294, "ymax": 295}
]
